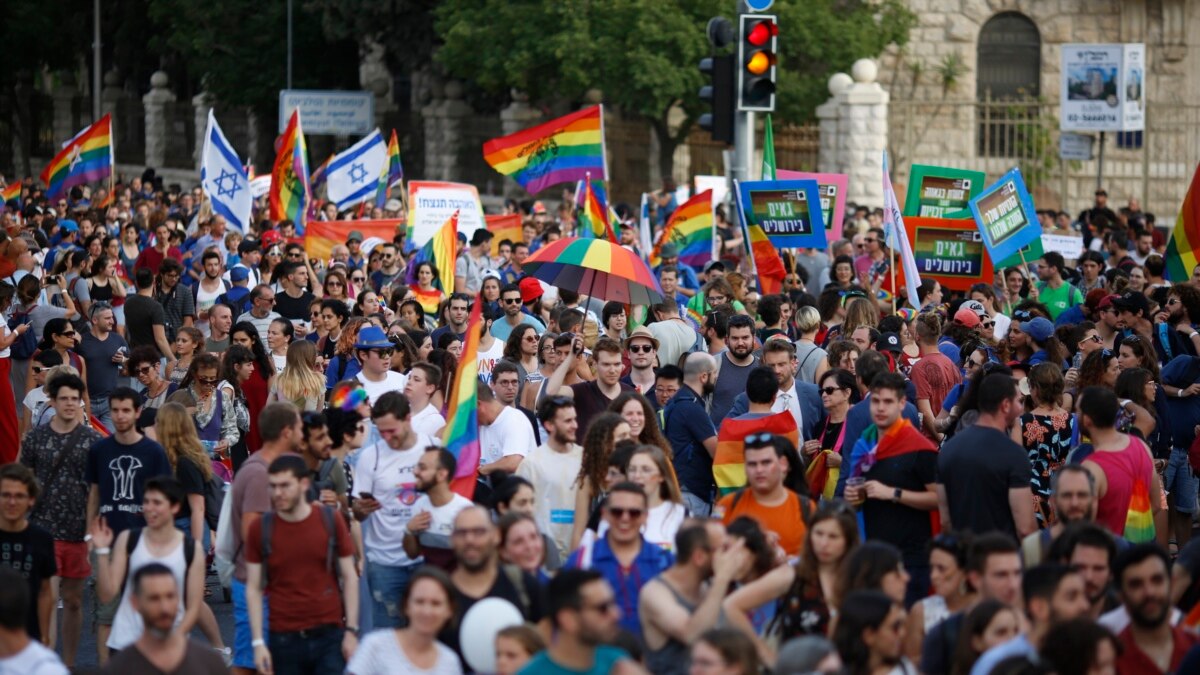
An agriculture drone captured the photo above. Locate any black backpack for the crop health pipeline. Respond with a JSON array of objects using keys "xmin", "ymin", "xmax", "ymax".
[
  {"xmin": 7, "ymin": 311, "xmax": 36, "ymax": 359},
  {"xmin": 258, "ymin": 505, "xmax": 339, "ymax": 587},
  {"xmin": 119, "ymin": 529, "xmax": 197, "ymax": 603}
]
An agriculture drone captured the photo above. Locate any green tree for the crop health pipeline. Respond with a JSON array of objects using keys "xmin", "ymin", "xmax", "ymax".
[{"xmin": 434, "ymin": 0, "xmax": 914, "ymax": 180}]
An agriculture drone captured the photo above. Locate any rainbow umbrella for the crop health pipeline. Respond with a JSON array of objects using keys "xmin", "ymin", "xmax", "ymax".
[{"xmin": 522, "ymin": 237, "xmax": 664, "ymax": 305}]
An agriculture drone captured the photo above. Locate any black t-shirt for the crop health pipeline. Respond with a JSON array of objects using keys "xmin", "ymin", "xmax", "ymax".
[
  {"xmin": 85, "ymin": 435, "xmax": 172, "ymax": 535},
  {"xmin": 274, "ymin": 289, "xmax": 315, "ymax": 321},
  {"xmin": 0, "ymin": 524, "xmax": 56, "ymax": 640},
  {"xmin": 124, "ymin": 295, "xmax": 165, "ymax": 352},
  {"xmin": 937, "ymin": 425, "xmax": 1030, "ymax": 539},
  {"xmin": 175, "ymin": 455, "xmax": 206, "ymax": 520},
  {"xmin": 861, "ymin": 447, "xmax": 938, "ymax": 566},
  {"xmin": 443, "ymin": 566, "xmax": 546, "ymax": 672},
  {"xmin": 570, "ymin": 380, "xmax": 636, "ymax": 445}
]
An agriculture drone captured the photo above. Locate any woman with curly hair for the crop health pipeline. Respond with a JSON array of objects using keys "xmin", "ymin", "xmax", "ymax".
[
  {"xmin": 269, "ymin": 340, "xmax": 326, "ymax": 411},
  {"xmin": 324, "ymin": 317, "xmax": 367, "ymax": 390},
  {"xmin": 1117, "ymin": 334, "xmax": 1160, "ymax": 381},
  {"xmin": 502, "ymin": 324, "xmax": 540, "ymax": 399},
  {"xmin": 609, "ymin": 391, "xmax": 671, "ymax": 456},
  {"xmin": 1075, "ymin": 348, "xmax": 1119, "ymax": 397},
  {"xmin": 1012, "ymin": 363, "xmax": 1074, "ymax": 526},
  {"xmin": 569, "ymin": 412, "xmax": 633, "ymax": 550},
  {"xmin": 825, "ymin": 339, "xmax": 861, "ymax": 377}
]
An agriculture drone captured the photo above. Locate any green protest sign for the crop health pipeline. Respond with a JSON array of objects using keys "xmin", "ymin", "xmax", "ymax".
[{"xmin": 904, "ymin": 165, "xmax": 985, "ymax": 218}]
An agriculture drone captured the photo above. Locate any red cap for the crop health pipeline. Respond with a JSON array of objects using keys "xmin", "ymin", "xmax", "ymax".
[
  {"xmin": 260, "ymin": 229, "xmax": 283, "ymax": 247},
  {"xmin": 1097, "ymin": 294, "xmax": 1120, "ymax": 310},
  {"xmin": 519, "ymin": 277, "xmax": 542, "ymax": 304}
]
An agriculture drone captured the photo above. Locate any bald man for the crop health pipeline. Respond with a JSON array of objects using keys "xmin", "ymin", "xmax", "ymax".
[{"xmin": 664, "ymin": 353, "xmax": 720, "ymax": 516}]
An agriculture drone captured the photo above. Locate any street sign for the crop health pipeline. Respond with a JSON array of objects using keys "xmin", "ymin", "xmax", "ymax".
[
  {"xmin": 1060, "ymin": 43, "xmax": 1145, "ymax": 132},
  {"xmin": 744, "ymin": 0, "xmax": 775, "ymax": 10},
  {"xmin": 279, "ymin": 90, "xmax": 375, "ymax": 135},
  {"xmin": 1059, "ymin": 132, "xmax": 1095, "ymax": 161}
]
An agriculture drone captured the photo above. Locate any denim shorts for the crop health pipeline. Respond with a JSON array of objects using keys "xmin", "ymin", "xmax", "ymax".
[
  {"xmin": 232, "ymin": 578, "xmax": 269, "ymax": 669},
  {"xmin": 1165, "ymin": 447, "xmax": 1198, "ymax": 514}
]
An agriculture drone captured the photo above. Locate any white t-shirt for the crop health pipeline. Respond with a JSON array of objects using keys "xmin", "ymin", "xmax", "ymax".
[
  {"xmin": 194, "ymin": 280, "xmax": 226, "ymax": 337},
  {"xmin": 346, "ymin": 630, "xmax": 463, "ymax": 675},
  {"xmin": 475, "ymin": 339, "xmax": 506, "ymax": 385},
  {"xmin": 0, "ymin": 324, "xmax": 10, "ymax": 359},
  {"xmin": 410, "ymin": 493, "xmax": 473, "ymax": 552},
  {"xmin": 356, "ymin": 370, "xmax": 408, "ymax": 407},
  {"xmin": 0, "ymin": 640, "xmax": 68, "ymax": 675},
  {"xmin": 108, "ymin": 533, "xmax": 188, "ymax": 649},
  {"xmin": 515, "ymin": 442, "xmax": 583, "ymax": 560},
  {"xmin": 356, "ymin": 433, "xmax": 437, "ymax": 566},
  {"xmin": 479, "ymin": 406, "xmax": 536, "ymax": 467},
  {"xmin": 411, "ymin": 403, "xmax": 446, "ymax": 438},
  {"xmin": 23, "ymin": 387, "xmax": 47, "ymax": 414}
]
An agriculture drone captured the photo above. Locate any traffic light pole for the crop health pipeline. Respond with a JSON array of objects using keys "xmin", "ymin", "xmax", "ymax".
[{"xmin": 732, "ymin": 110, "xmax": 755, "ymax": 185}]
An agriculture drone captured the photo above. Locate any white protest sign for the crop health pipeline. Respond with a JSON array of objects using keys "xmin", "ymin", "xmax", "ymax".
[
  {"xmin": 1042, "ymin": 234, "xmax": 1085, "ymax": 261},
  {"xmin": 407, "ymin": 181, "xmax": 486, "ymax": 248}
]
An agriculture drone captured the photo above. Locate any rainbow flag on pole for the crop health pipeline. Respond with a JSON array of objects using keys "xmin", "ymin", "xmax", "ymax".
[
  {"xmin": 40, "ymin": 114, "xmax": 113, "ymax": 201},
  {"xmin": 651, "ymin": 189, "xmax": 715, "ymax": 268},
  {"xmin": 732, "ymin": 180, "xmax": 786, "ymax": 295},
  {"xmin": 270, "ymin": 109, "xmax": 311, "ymax": 232},
  {"xmin": 578, "ymin": 175, "xmax": 617, "ymax": 241},
  {"xmin": 1166, "ymin": 161, "xmax": 1200, "ymax": 281},
  {"xmin": 375, "ymin": 130, "xmax": 404, "ymax": 208},
  {"xmin": 443, "ymin": 298, "xmax": 484, "ymax": 499},
  {"xmin": 483, "ymin": 105, "xmax": 607, "ymax": 194},
  {"xmin": 406, "ymin": 210, "xmax": 458, "ymax": 296},
  {"xmin": 1, "ymin": 182, "xmax": 21, "ymax": 206}
]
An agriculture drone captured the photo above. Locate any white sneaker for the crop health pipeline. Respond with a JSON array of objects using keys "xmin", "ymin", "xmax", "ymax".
[{"xmin": 215, "ymin": 647, "xmax": 232, "ymax": 667}]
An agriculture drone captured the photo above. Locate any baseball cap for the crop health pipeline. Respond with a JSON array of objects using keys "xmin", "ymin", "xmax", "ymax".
[
  {"xmin": 230, "ymin": 266, "xmax": 249, "ymax": 282},
  {"xmin": 877, "ymin": 332, "xmax": 903, "ymax": 353},
  {"xmin": 959, "ymin": 300, "xmax": 987, "ymax": 318},
  {"xmin": 659, "ymin": 243, "xmax": 679, "ymax": 259},
  {"xmin": 260, "ymin": 230, "xmax": 283, "ymax": 247},
  {"xmin": 1019, "ymin": 317, "xmax": 1054, "ymax": 342},
  {"xmin": 347, "ymin": 230, "xmax": 364, "ymax": 243},
  {"xmin": 704, "ymin": 260, "xmax": 725, "ymax": 273},
  {"xmin": 1112, "ymin": 290, "xmax": 1149, "ymax": 316},
  {"xmin": 58, "ymin": 219, "xmax": 78, "ymax": 234},
  {"xmin": 1097, "ymin": 294, "xmax": 1120, "ymax": 311},
  {"xmin": 519, "ymin": 277, "xmax": 543, "ymax": 304},
  {"xmin": 953, "ymin": 306, "xmax": 982, "ymax": 329}
]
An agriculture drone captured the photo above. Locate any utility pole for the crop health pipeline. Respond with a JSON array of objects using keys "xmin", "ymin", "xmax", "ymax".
[{"xmin": 93, "ymin": 0, "xmax": 101, "ymax": 120}]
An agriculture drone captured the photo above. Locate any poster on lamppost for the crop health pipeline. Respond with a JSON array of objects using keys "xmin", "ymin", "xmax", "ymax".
[
  {"xmin": 903, "ymin": 165, "xmax": 985, "ymax": 219},
  {"xmin": 903, "ymin": 217, "xmax": 992, "ymax": 291},
  {"xmin": 1061, "ymin": 43, "xmax": 1145, "ymax": 132},
  {"xmin": 777, "ymin": 170, "xmax": 847, "ymax": 241},
  {"xmin": 736, "ymin": 179, "xmax": 827, "ymax": 250},
  {"xmin": 968, "ymin": 168, "xmax": 1041, "ymax": 264}
]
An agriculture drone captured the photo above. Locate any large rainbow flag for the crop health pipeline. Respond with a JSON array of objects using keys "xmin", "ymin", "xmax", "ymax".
[
  {"xmin": 1166, "ymin": 161, "xmax": 1200, "ymax": 281},
  {"xmin": 443, "ymin": 298, "xmax": 484, "ymax": 499},
  {"xmin": 486, "ymin": 213, "xmax": 523, "ymax": 256},
  {"xmin": 578, "ymin": 177, "xmax": 617, "ymax": 241},
  {"xmin": 375, "ymin": 129, "xmax": 404, "ymax": 208},
  {"xmin": 483, "ymin": 105, "xmax": 606, "ymax": 194},
  {"xmin": 651, "ymin": 189, "xmax": 714, "ymax": 267},
  {"xmin": 406, "ymin": 210, "xmax": 458, "ymax": 297},
  {"xmin": 270, "ymin": 110, "xmax": 311, "ymax": 232},
  {"xmin": 303, "ymin": 218, "xmax": 403, "ymax": 262},
  {"xmin": 713, "ymin": 411, "xmax": 798, "ymax": 497},
  {"xmin": 1, "ymin": 182, "xmax": 21, "ymax": 206},
  {"xmin": 40, "ymin": 114, "xmax": 113, "ymax": 201}
]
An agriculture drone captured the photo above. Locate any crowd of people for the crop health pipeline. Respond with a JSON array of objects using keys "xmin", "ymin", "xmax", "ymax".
[{"xmin": 0, "ymin": 176, "xmax": 1198, "ymax": 675}]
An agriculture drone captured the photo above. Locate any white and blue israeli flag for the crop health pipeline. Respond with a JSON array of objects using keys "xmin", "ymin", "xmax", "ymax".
[
  {"xmin": 326, "ymin": 129, "xmax": 386, "ymax": 211},
  {"xmin": 200, "ymin": 110, "xmax": 251, "ymax": 232}
]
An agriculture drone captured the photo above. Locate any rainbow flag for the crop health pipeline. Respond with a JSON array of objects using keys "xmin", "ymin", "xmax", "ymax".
[
  {"xmin": 405, "ymin": 210, "xmax": 458, "ymax": 296},
  {"xmin": 578, "ymin": 177, "xmax": 616, "ymax": 241},
  {"xmin": 303, "ymin": 218, "xmax": 403, "ymax": 262},
  {"xmin": 269, "ymin": 109, "xmax": 311, "ymax": 232},
  {"xmin": 749, "ymin": 220, "xmax": 786, "ymax": 295},
  {"xmin": 443, "ymin": 297, "xmax": 484, "ymax": 499},
  {"xmin": 1166, "ymin": 161, "xmax": 1200, "ymax": 281},
  {"xmin": 486, "ymin": 213, "xmax": 523, "ymax": 256},
  {"xmin": 1, "ymin": 182, "xmax": 21, "ymax": 206},
  {"xmin": 1122, "ymin": 479, "xmax": 1155, "ymax": 543},
  {"xmin": 40, "ymin": 115, "xmax": 113, "ymax": 201},
  {"xmin": 374, "ymin": 130, "xmax": 404, "ymax": 208},
  {"xmin": 651, "ymin": 190, "xmax": 714, "ymax": 268},
  {"xmin": 713, "ymin": 411, "xmax": 798, "ymax": 497},
  {"xmin": 482, "ymin": 105, "xmax": 606, "ymax": 194},
  {"xmin": 408, "ymin": 286, "xmax": 443, "ymax": 316}
]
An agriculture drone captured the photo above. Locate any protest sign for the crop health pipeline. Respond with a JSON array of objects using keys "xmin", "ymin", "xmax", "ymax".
[
  {"xmin": 905, "ymin": 217, "xmax": 992, "ymax": 291},
  {"xmin": 777, "ymin": 170, "xmax": 847, "ymax": 240},
  {"xmin": 1060, "ymin": 43, "xmax": 1145, "ymax": 132},
  {"xmin": 995, "ymin": 234, "xmax": 1084, "ymax": 269},
  {"xmin": 407, "ymin": 181, "xmax": 486, "ymax": 248},
  {"xmin": 969, "ymin": 168, "xmax": 1041, "ymax": 264},
  {"xmin": 903, "ymin": 165, "xmax": 984, "ymax": 218},
  {"xmin": 694, "ymin": 175, "xmax": 729, "ymax": 208},
  {"xmin": 736, "ymin": 179, "xmax": 827, "ymax": 249}
]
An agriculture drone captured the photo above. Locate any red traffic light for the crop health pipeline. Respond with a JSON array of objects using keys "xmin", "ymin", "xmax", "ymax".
[{"xmin": 747, "ymin": 20, "xmax": 777, "ymax": 47}]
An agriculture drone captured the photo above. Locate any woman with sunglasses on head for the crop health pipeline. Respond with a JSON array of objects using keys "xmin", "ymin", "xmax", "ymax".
[
  {"xmin": 723, "ymin": 503, "xmax": 860, "ymax": 665},
  {"xmin": 1011, "ymin": 363, "xmax": 1075, "ymax": 528},
  {"xmin": 167, "ymin": 353, "xmax": 238, "ymax": 463}
]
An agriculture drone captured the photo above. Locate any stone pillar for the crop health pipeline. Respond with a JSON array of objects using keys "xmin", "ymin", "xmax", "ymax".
[
  {"xmin": 192, "ymin": 91, "xmax": 213, "ymax": 171},
  {"xmin": 360, "ymin": 38, "xmax": 397, "ymax": 131},
  {"xmin": 498, "ymin": 90, "xmax": 544, "ymax": 196},
  {"xmin": 838, "ymin": 59, "xmax": 888, "ymax": 208},
  {"xmin": 100, "ymin": 69, "xmax": 123, "ymax": 124},
  {"xmin": 142, "ymin": 71, "xmax": 176, "ymax": 169},
  {"xmin": 51, "ymin": 71, "xmax": 79, "ymax": 147},
  {"xmin": 817, "ymin": 72, "xmax": 852, "ymax": 174},
  {"xmin": 421, "ymin": 80, "xmax": 473, "ymax": 182}
]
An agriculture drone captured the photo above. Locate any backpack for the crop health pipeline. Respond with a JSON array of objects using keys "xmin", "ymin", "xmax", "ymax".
[
  {"xmin": 304, "ymin": 458, "xmax": 339, "ymax": 504},
  {"xmin": 119, "ymin": 528, "xmax": 197, "ymax": 604},
  {"xmin": 7, "ymin": 310, "xmax": 36, "ymax": 359},
  {"xmin": 203, "ymin": 472, "xmax": 227, "ymax": 533},
  {"xmin": 258, "ymin": 505, "xmax": 339, "ymax": 588}
]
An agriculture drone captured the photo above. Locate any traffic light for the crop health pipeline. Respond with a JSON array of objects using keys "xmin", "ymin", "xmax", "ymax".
[
  {"xmin": 738, "ymin": 14, "xmax": 777, "ymax": 112},
  {"xmin": 699, "ymin": 54, "xmax": 734, "ymax": 144}
]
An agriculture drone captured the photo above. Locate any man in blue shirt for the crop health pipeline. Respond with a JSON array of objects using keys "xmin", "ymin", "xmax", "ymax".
[
  {"xmin": 655, "ymin": 244, "xmax": 700, "ymax": 297},
  {"xmin": 663, "ymin": 352, "xmax": 718, "ymax": 516}
]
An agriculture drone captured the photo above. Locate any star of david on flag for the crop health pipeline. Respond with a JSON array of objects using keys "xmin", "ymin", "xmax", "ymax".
[
  {"xmin": 326, "ymin": 129, "xmax": 387, "ymax": 211},
  {"xmin": 200, "ymin": 110, "xmax": 252, "ymax": 232}
]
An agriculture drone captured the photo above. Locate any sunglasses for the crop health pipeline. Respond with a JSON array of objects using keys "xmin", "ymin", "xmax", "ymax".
[
  {"xmin": 136, "ymin": 365, "xmax": 154, "ymax": 375},
  {"xmin": 745, "ymin": 432, "xmax": 776, "ymax": 447},
  {"xmin": 606, "ymin": 507, "xmax": 644, "ymax": 520},
  {"xmin": 523, "ymin": 336, "xmax": 539, "ymax": 343},
  {"xmin": 32, "ymin": 366, "xmax": 49, "ymax": 374},
  {"xmin": 819, "ymin": 386, "xmax": 845, "ymax": 396},
  {"xmin": 327, "ymin": 281, "xmax": 344, "ymax": 287},
  {"xmin": 1079, "ymin": 334, "xmax": 1102, "ymax": 345},
  {"xmin": 628, "ymin": 344, "xmax": 654, "ymax": 354},
  {"xmin": 370, "ymin": 348, "xmax": 395, "ymax": 357},
  {"xmin": 59, "ymin": 331, "xmax": 77, "ymax": 338},
  {"xmin": 981, "ymin": 320, "xmax": 995, "ymax": 328},
  {"xmin": 197, "ymin": 376, "xmax": 218, "ymax": 385},
  {"xmin": 864, "ymin": 238, "xmax": 877, "ymax": 243},
  {"xmin": 351, "ymin": 276, "xmax": 364, "ymax": 282},
  {"xmin": 502, "ymin": 298, "xmax": 522, "ymax": 305}
]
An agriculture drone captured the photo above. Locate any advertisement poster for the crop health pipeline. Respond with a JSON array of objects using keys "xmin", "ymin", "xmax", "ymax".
[
  {"xmin": 1061, "ymin": 43, "xmax": 1145, "ymax": 132},
  {"xmin": 905, "ymin": 217, "xmax": 992, "ymax": 291},
  {"xmin": 903, "ymin": 165, "xmax": 984, "ymax": 218},
  {"xmin": 777, "ymin": 170, "xmax": 847, "ymax": 240},
  {"xmin": 736, "ymin": 179, "xmax": 827, "ymax": 249},
  {"xmin": 407, "ymin": 181, "xmax": 486, "ymax": 247},
  {"xmin": 969, "ymin": 168, "xmax": 1041, "ymax": 264}
]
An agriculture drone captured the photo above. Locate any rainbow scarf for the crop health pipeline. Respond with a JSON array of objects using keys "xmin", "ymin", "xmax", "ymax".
[
  {"xmin": 408, "ymin": 286, "xmax": 443, "ymax": 316},
  {"xmin": 713, "ymin": 411, "xmax": 798, "ymax": 497},
  {"xmin": 651, "ymin": 190, "xmax": 714, "ymax": 268},
  {"xmin": 1123, "ymin": 478, "xmax": 1156, "ymax": 543},
  {"xmin": 443, "ymin": 299, "xmax": 484, "ymax": 499},
  {"xmin": 483, "ymin": 105, "xmax": 606, "ymax": 194},
  {"xmin": 269, "ymin": 109, "xmax": 311, "ymax": 233},
  {"xmin": 847, "ymin": 418, "xmax": 939, "ymax": 539},
  {"xmin": 41, "ymin": 115, "xmax": 113, "ymax": 201}
]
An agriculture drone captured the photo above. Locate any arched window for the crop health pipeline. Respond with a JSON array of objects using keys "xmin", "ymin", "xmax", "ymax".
[{"xmin": 977, "ymin": 13, "xmax": 1041, "ymax": 157}]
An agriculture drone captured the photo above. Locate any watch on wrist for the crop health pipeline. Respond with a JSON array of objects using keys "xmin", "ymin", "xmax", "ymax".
[
  {"xmin": 345, "ymin": 627, "xmax": 359, "ymax": 637},
  {"xmin": 892, "ymin": 488, "xmax": 902, "ymax": 503}
]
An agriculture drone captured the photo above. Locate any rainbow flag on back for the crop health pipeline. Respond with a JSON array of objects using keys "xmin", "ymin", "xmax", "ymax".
[
  {"xmin": 1166, "ymin": 161, "xmax": 1200, "ymax": 281},
  {"xmin": 40, "ymin": 115, "xmax": 113, "ymax": 201},
  {"xmin": 1123, "ymin": 479, "xmax": 1155, "ymax": 543},
  {"xmin": 651, "ymin": 190, "xmax": 714, "ymax": 268},
  {"xmin": 375, "ymin": 130, "xmax": 404, "ymax": 208},
  {"xmin": 1, "ymin": 182, "xmax": 21, "ymax": 206},
  {"xmin": 405, "ymin": 210, "xmax": 458, "ymax": 296},
  {"xmin": 408, "ymin": 287, "xmax": 443, "ymax": 316},
  {"xmin": 578, "ymin": 177, "xmax": 616, "ymax": 241},
  {"xmin": 713, "ymin": 411, "xmax": 798, "ymax": 497},
  {"xmin": 270, "ymin": 109, "xmax": 311, "ymax": 233},
  {"xmin": 443, "ymin": 298, "xmax": 484, "ymax": 499},
  {"xmin": 483, "ymin": 105, "xmax": 606, "ymax": 194}
]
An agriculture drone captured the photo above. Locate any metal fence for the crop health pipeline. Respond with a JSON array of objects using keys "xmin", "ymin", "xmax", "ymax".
[
  {"xmin": 685, "ymin": 122, "xmax": 819, "ymax": 182},
  {"xmin": 888, "ymin": 96, "xmax": 1200, "ymax": 220}
]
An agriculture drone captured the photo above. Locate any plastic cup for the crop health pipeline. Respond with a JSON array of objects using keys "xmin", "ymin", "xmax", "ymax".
[{"xmin": 846, "ymin": 477, "xmax": 866, "ymax": 505}]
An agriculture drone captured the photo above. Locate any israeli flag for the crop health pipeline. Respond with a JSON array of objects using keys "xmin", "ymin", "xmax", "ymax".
[
  {"xmin": 326, "ymin": 129, "xmax": 386, "ymax": 211},
  {"xmin": 200, "ymin": 111, "xmax": 252, "ymax": 232}
]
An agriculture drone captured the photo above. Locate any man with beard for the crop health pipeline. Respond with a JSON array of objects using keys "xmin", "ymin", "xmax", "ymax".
[
  {"xmin": 99, "ymin": 564, "xmax": 226, "ymax": 674},
  {"xmin": 1034, "ymin": 252, "xmax": 1083, "ymax": 322},
  {"xmin": 192, "ymin": 249, "xmax": 230, "ymax": 337},
  {"xmin": 969, "ymin": 564, "xmax": 1091, "ymax": 675},
  {"xmin": 402, "ymin": 448, "xmax": 472, "ymax": 571},
  {"xmin": 1112, "ymin": 544, "xmax": 1198, "ymax": 673},
  {"xmin": 709, "ymin": 315, "xmax": 758, "ymax": 425},
  {"xmin": 1021, "ymin": 465, "xmax": 1102, "ymax": 567},
  {"xmin": 1048, "ymin": 522, "xmax": 1120, "ymax": 620},
  {"xmin": 664, "ymin": 352, "xmax": 719, "ymax": 516},
  {"xmin": 1094, "ymin": 294, "xmax": 1122, "ymax": 350},
  {"xmin": 516, "ymin": 397, "xmax": 582, "ymax": 562},
  {"xmin": 299, "ymin": 411, "xmax": 349, "ymax": 510},
  {"xmin": 1155, "ymin": 283, "xmax": 1200, "ymax": 359},
  {"xmin": 431, "ymin": 293, "xmax": 470, "ymax": 346},
  {"xmin": 546, "ymin": 336, "xmax": 636, "ymax": 444},
  {"xmin": 445, "ymin": 506, "xmax": 544, "ymax": 662},
  {"xmin": 520, "ymin": 570, "xmax": 637, "ymax": 674}
]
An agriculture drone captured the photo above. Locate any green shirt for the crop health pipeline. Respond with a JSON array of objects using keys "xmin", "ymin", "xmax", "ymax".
[{"xmin": 1035, "ymin": 281, "xmax": 1083, "ymax": 320}]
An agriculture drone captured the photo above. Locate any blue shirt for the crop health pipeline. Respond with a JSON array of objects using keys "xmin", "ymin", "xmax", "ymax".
[
  {"xmin": 970, "ymin": 634, "xmax": 1035, "ymax": 675},
  {"xmin": 663, "ymin": 385, "xmax": 718, "ymax": 498},
  {"xmin": 566, "ymin": 535, "xmax": 673, "ymax": 638},
  {"xmin": 518, "ymin": 646, "xmax": 629, "ymax": 675}
]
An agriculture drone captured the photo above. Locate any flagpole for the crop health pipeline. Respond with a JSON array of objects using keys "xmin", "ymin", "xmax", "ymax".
[{"xmin": 890, "ymin": 246, "xmax": 898, "ymax": 313}]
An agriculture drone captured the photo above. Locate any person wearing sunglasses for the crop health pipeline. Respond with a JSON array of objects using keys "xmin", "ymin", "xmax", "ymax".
[
  {"xmin": 620, "ymin": 327, "xmax": 660, "ymax": 403},
  {"xmin": 853, "ymin": 227, "xmax": 890, "ymax": 290},
  {"xmin": 491, "ymin": 283, "xmax": 541, "ymax": 342},
  {"xmin": 20, "ymin": 349, "xmax": 63, "ymax": 436},
  {"xmin": 351, "ymin": 325, "xmax": 407, "ymax": 406},
  {"xmin": 166, "ymin": 353, "xmax": 238, "ymax": 458},
  {"xmin": 30, "ymin": 317, "xmax": 90, "ymax": 416}
]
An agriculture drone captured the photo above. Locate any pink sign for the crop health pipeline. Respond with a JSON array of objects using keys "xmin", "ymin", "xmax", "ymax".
[{"xmin": 777, "ymin": 170, "xmax": 847, "ymax": 242}]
